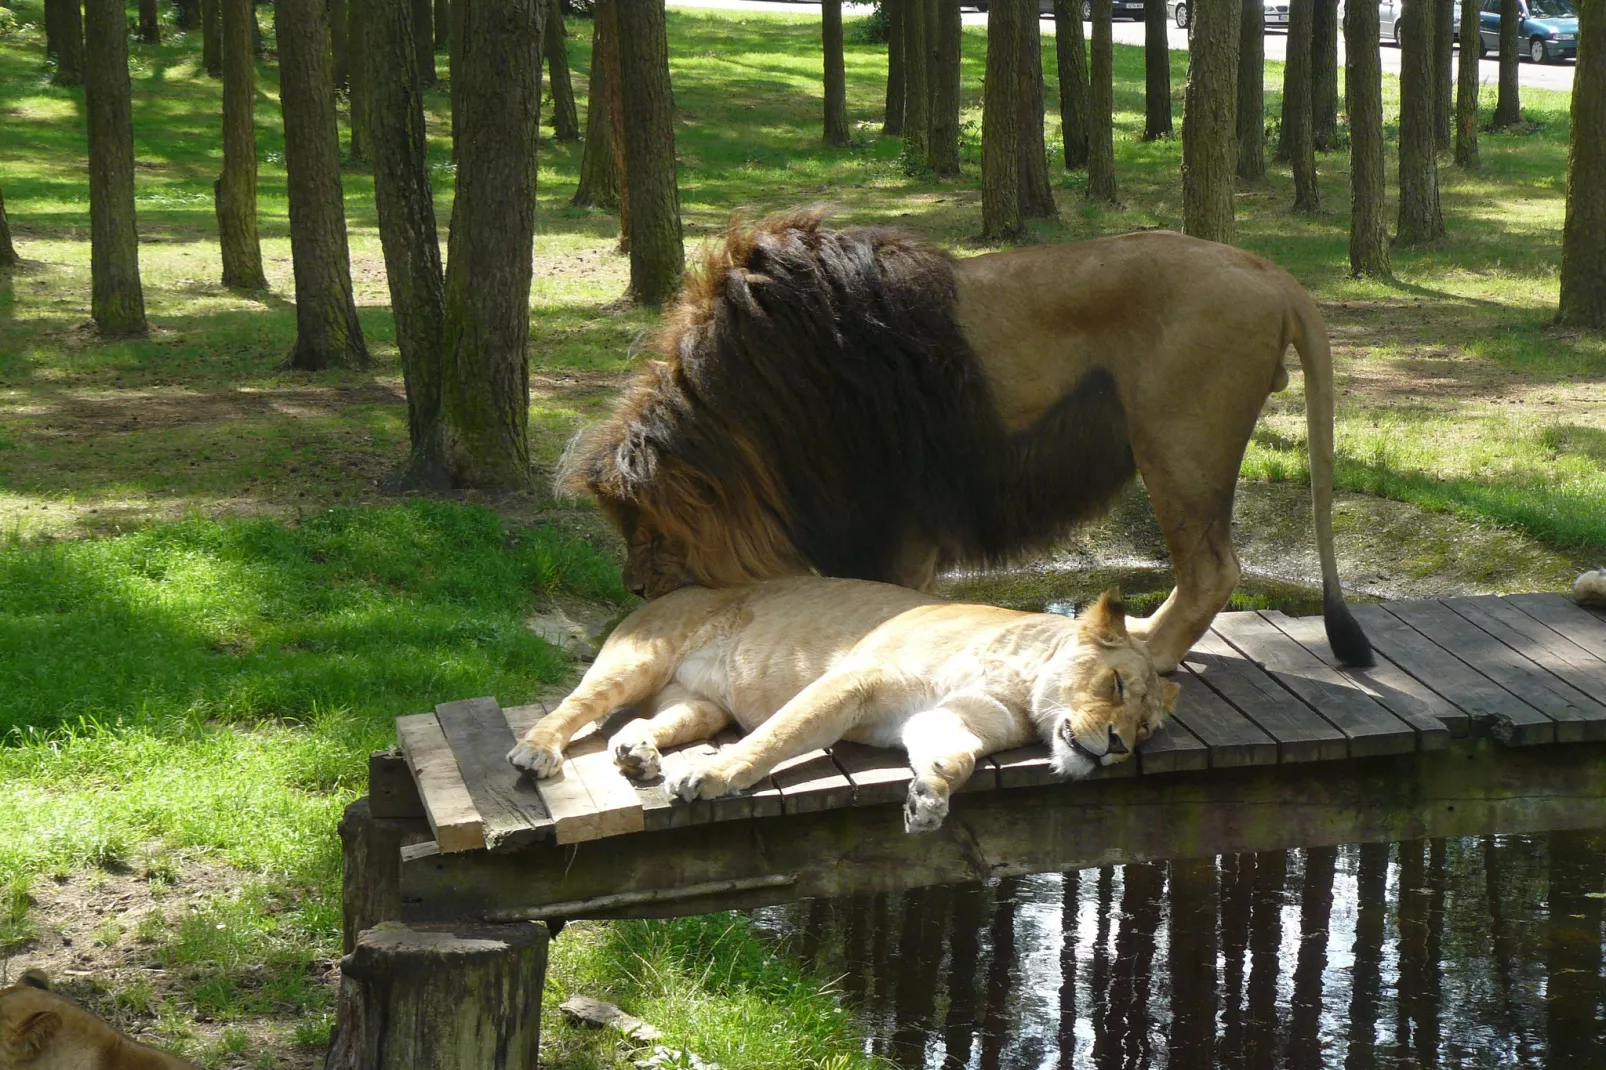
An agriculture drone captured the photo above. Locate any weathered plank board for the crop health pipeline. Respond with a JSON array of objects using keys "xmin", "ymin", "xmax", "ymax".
[
  {"xmin": 369, "ymin": 749, "xmax": 425, "ymax": 819},
  {"xmin": 397, "ymin": 712, "xmax": 484, "ymax": 853},
  {"xmin": 1505, "ymin": 593, "xmax": 1606, "ymax": 663},
  {"xmin": 827, "ymin": 742, "xmax": 914, "ymax": 808},
  {"xmin": 499, "ymin": 703, "xmax": 645, "ymax": 845},
  {"xmin": 1187, "ymin": 626, "xmax": 1347, "ymax": 763},
  {"xmin": 768, "ymin": 749, "xmax": 857, "ymax": 815},
  {"xmin": 1136, "ymin": 716, "xmax": 1210, "ymax": 775},
  {"xmin": 1168, "ymin": 668, "xmax": 1278, "ymax": 768},
  {"xmin": 435, "ymin": 698, "xmax": 553, "ymax": 851}
]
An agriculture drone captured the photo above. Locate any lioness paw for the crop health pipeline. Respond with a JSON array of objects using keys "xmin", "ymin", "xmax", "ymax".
[
  {"xmin": 904, "ymin": 778, "xmax": 949, "ymax": 834},
  {"xmin": 665, "ymin": 760, "xmax": 732, "ymax": 802},
  {"xmin": 507, "ymin": 737, "xmax": 564, "ymax": 778},
  {"xmin": 610, "ymin": 730, "xmax": 663, "ymax": 781}
]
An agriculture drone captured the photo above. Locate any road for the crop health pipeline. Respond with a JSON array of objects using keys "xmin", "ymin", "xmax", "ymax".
[{"xmin": 667, "ymin": 0, "xmax": 1576, "ymax": 93}]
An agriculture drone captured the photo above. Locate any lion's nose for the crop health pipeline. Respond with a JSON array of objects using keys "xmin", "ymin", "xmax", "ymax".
[{"xmin": 1107, "ymin": 727, "xmax": 1129, "ymax": 755}]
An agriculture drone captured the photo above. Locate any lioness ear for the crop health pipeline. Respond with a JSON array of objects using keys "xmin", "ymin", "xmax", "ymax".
[
  {"xmin": 1078, "ymin": 588, "xmax": 1128, "ymax": 646},
  {"xmin": 1162, "ymin": 679, "xmax": 1183, "ymax": 712},
  {"xmin": 19, "ymin": 969, "xmax": 50, "ymax": 991},
  {"xmin": 8, "ymin": 1010, "xmax": 62, "ymax": 1058}
]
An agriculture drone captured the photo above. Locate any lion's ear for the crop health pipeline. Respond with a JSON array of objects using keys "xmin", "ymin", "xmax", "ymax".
[
  {"xmin": 1078, "ymin": 588, "xmax": 1128, "ymax": 646},
  {"xmin": 1162, "ymin": 679, "xmax": 1182, "ymax": 713},
  {"xmin": 8, "ymin": 1010, "xmax": 62, "ymax": 1058}
]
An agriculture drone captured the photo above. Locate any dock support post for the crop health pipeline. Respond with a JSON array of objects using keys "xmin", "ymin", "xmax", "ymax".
[{"xmin": 339, "ymin": 797, "xmax": 410, "ymax": 956}]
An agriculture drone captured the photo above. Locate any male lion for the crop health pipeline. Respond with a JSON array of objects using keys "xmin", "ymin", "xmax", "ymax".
[
  {"xmin": 0, "ymin": 971, "xmax": 196, "ymax": 1069},
  {"xmin": 559, "ymin": 210, "xmax": 1372, "ymax": 673},
  {"xmin": 507, "ymin": 577, "xmax": 1180, "ymax": 832}
]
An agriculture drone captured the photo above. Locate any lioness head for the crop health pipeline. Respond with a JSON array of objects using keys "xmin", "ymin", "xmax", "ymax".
[
  {"xmin": 1, "ymin": 970, "xmax": 197, "ymax": 1069},
  {"xmin": 1035, "ymin": 590, "xmax": 1181, "ymax": 779}
]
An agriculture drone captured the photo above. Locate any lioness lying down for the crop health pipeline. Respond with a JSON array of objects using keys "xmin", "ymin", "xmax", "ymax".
[
  {"xmin": 0, "ymin": 971, "xmax": 196, "ymax": 1069},
  {"xmin": 507, "ymin": 577, "xmax": 1179, "ymax": 832}
]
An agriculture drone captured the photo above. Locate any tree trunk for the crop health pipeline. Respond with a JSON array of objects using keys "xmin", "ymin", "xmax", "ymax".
[
  {"xmin": 1053, "ymin": 0, "xmax": 1089, "ymax": 170},
  {"xmin": 981, "ymin": 0, "xmax": 1022, "ymax": 238},
  {"xmin": 1285, "ymin": 0, "xmax": 1318, "ymax": 210},
  {"xmin": 434, "ymin": 0, "xmax": 448, "ymax": 49},
  {"xmin": 1018, "ymin": 8, "xmax": 1057, "ymax": 217},
  {"xmin": 1454, "ymin": 0, "xmax": 1479, "ymax": 167},
  {"xmin": 884, "ymin": 0, "xmax": 905, "ymax": 135},
  {"xmin": 414, "ymin": 0, "xmax": 436, "ymax": 86},
  {"xmin": 617, "ymin": 0, "xmax": 682, "ymax": 307},
  {"xmin": 276, "ymin": 0, "xmax": 369, "ymax": 368},
  {"xmin": 544, "ymin": 0, "xmax": 578, "ymax": 140},
  {"xmin": 1310, "ymin": 0, "xmax": 1337, "ymax": 150},
  {"xmin": 1143, "ymin": 0, "xmax": 1172, "ymax": 140},
  {"xmin": 85, "ymin": 0, "xmax": 147, "ymax": 336},
  {"xmin": 823, "ymin": 0, "xmax": 850, "ymax": 147},
  {"xmin": 216, "ymin": 0, "xmax": 266, "ymax": 289},
  {"xmin": 929, "ymin": 0, "xmax": 962, "ymax": 175},
  {"xmin": 0, "ymin": 183, "xmax": 18, "ymax": 267},
  {"xmin": 1495, "ymin": 0, "xmax": 1520, "ymax": 126},
  {"xmin": 174, "ymin": 0, "xmax": 197, "ymax": 30},
  {"xmin": 1088, "ymin": 0, "xmax": 1117, "ymax": 202},
  {"xmin": 52, "ymin": 0, "xmax": 84, "ymax": 86},
  {"xmin": 1345, "ymin": 0, "xmax": 1390, "ymax": 274},
  {"xmin": 603, "ymin": 0, "xmax": 629, "ymax": 250},
  {"xmin": 438, "ymin": 0, "xmax": 542, "ymax": 489},
  {"xmin": 138, "ymin": 0, "xmax": 160, "ymax": 44},
  {"xmin": 1183, "ymin": 0, "xmax": 1238, "ymax": 243},
  {"xmin": 331, "ymin": 0, "xmax": 349, "ymax": 89},
  {"xmin": 45, "ymin": 0, "xmax": 61, "ymax": 57},
  {"xmin": 1558, "ymin": 0, "xmax": 1605, "ymax": 328},
  {"xmin": 348, "ymin": 0, "xmax": 368, "ymax": 161},
  {"xmin": 1397, "ymin": 0, "xmax": 1445, "ymax": 242},
  {"xmin": 1433, "ymin": 0, "xmax": 1453, "ymax": 149},
  {"xmin": 1236, "ymin": 0, "xmax": 1263, "ymax": 178},
  {"xmin": 366, "ymin": 0, "xmax": 447, "ymax": 481},
  {"xmin": 571, "ymin": 0, "xmax": 619, "ymax": 209},
  {"xmin": 903, "ymin": 0, "xmax": 929, "ymax": 158},
  {"xmin": 325, "ymin": 921, "xmax": 547, "ymax": 1070},
  {"xmin": 202, "ymin": 0, "xmax": 222, "ymax": 76}
]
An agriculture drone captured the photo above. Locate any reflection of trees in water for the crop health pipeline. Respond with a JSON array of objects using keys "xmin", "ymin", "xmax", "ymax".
[{"xmin": 759, "ymin": 829, "xmax": 1606, "ymax": 1069}]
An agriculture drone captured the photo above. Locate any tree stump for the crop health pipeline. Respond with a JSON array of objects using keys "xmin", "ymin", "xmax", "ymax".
[{"xmin": 325, "ymin": 921, "xmax": 548, "ymax": 1070}]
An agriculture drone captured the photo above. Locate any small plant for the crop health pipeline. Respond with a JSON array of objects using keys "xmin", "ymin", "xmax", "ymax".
[
  {"xmin": 93, "ymin": 917, "xmax": 126, "ymax": 947},
  {"xmin": 0, "ymin": 879, "xmax": 34, "ymax": 954},
  {"xmin": 293, "ymin": 1013, "xmax": 332, "ymax": 1049},
  {"xmin": 846, "ymin": 3, "xmax": 889, "ymax": 44}
]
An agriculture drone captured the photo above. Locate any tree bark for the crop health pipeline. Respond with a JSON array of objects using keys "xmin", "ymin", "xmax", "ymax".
[
  {"xmin": 1345, "ymin": 0, "xmax": 1390, "ymax": 274},
  {"xmin": 0, "ymin": 183, "xmax": 18, "ymax": 267},
  {"xmin": 572, "ymin": 0, "xmax": 620, "ymax": 209},
  {"xmin": 174, "ymin": 0, "xmax": 197, "ymax": 30},
  {"xmin": 348, "ymin": 0, "xmax": 368, "ymax": 161},
  {"xmin": 1088, "ymin": 0, "xmax": 1117, "ymax": 202},
  {"xmin": 1018, "ymin": 8, "xmax": 1057, "ymax": 217},
  {"xmin": 1397, "ymin": 0, "xmax": 1445, "ymax": 242},
  {"xmin": 414, "ymin": 0, "xmax": 436, "ymax": 86},
  {"xmin": 85, "ymin": 0, "xmax": 147, "ymax": 336},
  {"xmin": 331, "ymin": 0, "xmax": 349, "ymax": 88},
  {"xmin": 276, "ymin": 0, "xmax": 369, "ymax": 368},
  {"xmin": 366, "ymin": 0, "xmax": 448, "ymax": 481},
  {"xmin": 617, "ymin": 0, "xmax": 683, "ymax": 307},
  {"xmin": 603, "ymin": 0, "xmax": 629, "ymax": 250},
  {"xmin": 138, "ymin": 0, "xmax": 160, "ymax": 44},
  {"xmin": 45, "ymin": 0, "xmax": 61, "ymax": 57},
  {"xmin": 1495, "ymin": 0, "xmax": 1520, "ymax": 126},
  {"xmin": 981, "ymin": 0, "xmax": 1022, "ymax": 237},
  {"xmin": 1143, "ymin": 0, "xmax": 1172, "ymax": 140},
  {"xmin": 216, "ymin": 0, "xmax": 267, "ymax": 290},
  {"xmin": 1433, "ymin": 0, "xmax": 1453, "ymax": 148},
  {"xmin": 1236, "ymin": 0, "xmax": 1263, "ymax": 178},
  {"xmin": 544, "ymin": 0, "xmax": 578, "ymax": 140},
  {"xmin": 1285, "ymin": 0, "xmax": 1318, "ymax": 210},
  {"xmin": 929, "ymin": 0, "xmax": 962, "ymax": 175},
  {"xmin": 202, "ymin": 0, "xmax": 222, "ymax": 76},
  {"xmin": 823, "ymin": 1, "xmax": 850, "ymax": 147},
  {"xmin": 903, "ymin": 0, "xmax": 929, "ymax": 158},
  {"xmin": 438, "ymin": 0, "xmax": 542, "ymax": 489},
  {"xmin": 1183, "ymin": 0, "xmax": 1239, "ymax": 243},
  {"xmin": 1053, "ymin": 0, "xmax": 1089, "ymax": 169},
  {"xmin": 1558, "ymin": 0, "xmax": 1606, "ymax": 327},
  {"xmin": 1311, "ymin": 0, "xmax": 1337, "ymax": 150},
  {"xmin": 52, "ymin": 0, "xmax": 84, "ymax": 86},
  {"xmin": 1455, "ymin": 0, "xmax": 1480, "ymax": 167},
  {"xmin": 435, "ymin": 0, "xmax": 448, "ymax": 49},
  {"xmin": 884, "ymin": 0, "xmax": 905, "ymax": 135}
]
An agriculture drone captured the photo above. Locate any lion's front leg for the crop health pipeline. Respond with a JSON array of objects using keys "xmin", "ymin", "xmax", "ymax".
[
  {"xmin": 608, "ymin": 684, "xmax": 732, "ymax": 781},
  {"xmin": 507, "ymin": 640, "xmax": 680, "ymax": 777},
  {"xmin": 901, "ymin": 696, "xmax": 1031, "ymax": 833}
]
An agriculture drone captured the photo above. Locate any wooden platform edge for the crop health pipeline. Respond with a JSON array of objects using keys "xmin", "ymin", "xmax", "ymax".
[{"xmin": 396, "ymin": 713, "xmax": 486, "ymax": 854}]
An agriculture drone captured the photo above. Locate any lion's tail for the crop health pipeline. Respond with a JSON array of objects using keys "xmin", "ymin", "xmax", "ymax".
[{"xmin": 1288, "ymin": 291, "xmax": 1374, "ymax": 668}]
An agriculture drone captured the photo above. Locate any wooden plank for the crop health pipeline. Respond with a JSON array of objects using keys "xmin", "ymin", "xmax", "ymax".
[
  {"xmin": 396, "ymin": 712, "xmax": 484, "ymax": 853},
  {"xmin": 1443, "ymin": 596, "xmax": 1606, "ymax": 743},
  {"xmin": 369, "ymin": 749, "xmax": 425, "ymax": 818},
  {"xmin": 826, "ymin": 741, "xmax": 914, "ymax": 808},
  {"xmin": 956, "ymin": 755, "xmax": 1002, "ymax": 794},
  {"xmin": 768, "ymin": 749, "xmax": 856, "ymax": 815},
  {"xmin": 435, "ymin": 697, "xmax": 554, "ymax": 851},
  {"xmin": 1262, "ymin": 611, "xmax": 1459, "ymax": 746},
  {"xmin": 1168, "ymin": 667, "xmax": 1278, "ymax": 768},
  {"xmin": 1211, "ymin": 613, "xmax": 1416, "ymax": 758},
  {"xmin": 1349, "ymin": 604, "xmax": 1554, "ymax": 747},
  {"xmin": 1381, "ymin": 600, "xmax": 1590, "ymax": 744},
  {"xmin": 1186, "ymin": 625, "xmax": 1347, "ymax": 763},
  {"xmin": 1137, "ymin": 715, "xmax": 1210, "ymax": 775},
  {"xmin": 1505, "ymin": 592, "xmax": 1606, "ymax": 663}
]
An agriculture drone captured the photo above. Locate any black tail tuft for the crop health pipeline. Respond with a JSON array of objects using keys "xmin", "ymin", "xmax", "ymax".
[{"xmin": 1324, "ymin": 587, "xmax": 1374, "ymax": 668}]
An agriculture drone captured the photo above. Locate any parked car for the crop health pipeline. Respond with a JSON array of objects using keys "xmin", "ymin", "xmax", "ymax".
[
  {"xmin": 1476, "ymin": 0, "xmax": 1576, "ymax": 63},
  {"xmin": 1078, "ymin": 0, "xmax": 1149, "ymax": 19},
  {"xmin": 1168, "ymin": 0, "xmax": 1287, "ymax": 30}
]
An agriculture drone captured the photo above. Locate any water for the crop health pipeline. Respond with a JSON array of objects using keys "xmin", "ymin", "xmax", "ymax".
[{"xmin": 754, "ymin": 833, "xmax": 1606, "ymax": 1068}]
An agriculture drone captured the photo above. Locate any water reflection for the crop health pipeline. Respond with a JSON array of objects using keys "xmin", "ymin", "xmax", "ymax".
[{"xmin": 754, "ymin": 832, "xmax": 1606, "ymax": 1068}]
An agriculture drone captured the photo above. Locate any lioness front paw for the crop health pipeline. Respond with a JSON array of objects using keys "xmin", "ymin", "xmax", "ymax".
[
  {"xmin": 507, "ymin": 736, "xmax": 565, "ymax": 778},
  {"xmin": 904, "ymin": 778, "xmax": 949, "ymax": 834},
  {"xmin": 609, "ymin": 726, "xmax": 663, "ymax": 781},
  {"xmin": 665, "ymin": 758, "xmax": 734, "ymax": 802}
]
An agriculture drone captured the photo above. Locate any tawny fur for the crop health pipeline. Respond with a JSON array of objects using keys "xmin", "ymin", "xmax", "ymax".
[
  {"xmin": 508, "ymin": 578, "xmax": 1179, "ymax": 833},
  {"xmin": 1576, "ymin": 570, "xmax": 1606, "ymax": 606},
  {"xmin": 1, "ymin": 972, "xmax": 196, "ymax": 1069}
]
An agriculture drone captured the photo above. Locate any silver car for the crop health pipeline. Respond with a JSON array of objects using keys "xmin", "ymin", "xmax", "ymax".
[{"xmin": 1169, "ymin": 0, "xmax": 1288, "ymax": 29}]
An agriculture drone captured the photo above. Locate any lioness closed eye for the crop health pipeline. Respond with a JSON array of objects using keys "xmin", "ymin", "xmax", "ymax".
[{"xmin": 507, "ymin": 577, "xmax": 1179, "ymax": 833}]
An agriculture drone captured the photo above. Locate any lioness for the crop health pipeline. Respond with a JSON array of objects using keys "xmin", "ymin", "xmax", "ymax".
[
  {"xmin": 507, "ymin": 577, "xmax": 1179, "ymax": 832},
  {"xmin": 0, "ymin": 971, "xmax": 196, "ymax": 1069}
]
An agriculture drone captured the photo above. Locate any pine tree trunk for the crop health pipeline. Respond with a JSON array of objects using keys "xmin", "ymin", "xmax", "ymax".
[
  {"xmin": 216, "ymin": 0, "xmax": 266, "ymax": 289},
  {"xmin": 1236, "ymin": 0, "xmax": 1263, "ymax": 179},
  {"xmin": 1397, "ymin": 0, "xmax": 1445, "ymax": 241},
  {"xmin": 138, "ymin": 0, "xmax": 160, "ymax": 44},
  {"xmin": 85, "ymin": 0, "xmax": 147, "ymax": 336},
  {"xmin": 276, "ymin": 0, "xmax": 369, "ymax": 369},
  {"xmin": 1088, "ymin": 0, "xmax": 1117, "ymax": 202},
  {"xmin": 903, "ymin": 0, "xmax": 929, "ymax": 158},
  {"xmin": 45, "ymin": 0, "xmax": 61, "ymax": 57},
  {"xmin": 572, "ymin": 0, "xmax": 619, "ymax": 209},
  {"xmin": 884, "ymin": 0, "xmax": 906, "ymax": 135},
  {"xmin": 1557, "ymin": 0, "xmax": 1605, "ymax": 328},
  {"xmin": 348, "ymin": 0, "xmax": 368, "ymax": 161},
  {"xmin": 1183, "ymin": 0, "xmax": 1238, "ymax": 243},
  {"xmin": 603, "ymin": 0, "xmax": 629, "ymax": 251},
  {"xmin": 1310, "ymin": 0, "xmax": 1337, "ymax": 150},
  {"xmin": 1285, "ymin": 0, "xmax": 1318, "ymax": 210},
  {"xmin": 1053, "ymin": 0, "xmax": 1089, "ymax": 170},
  {"xmin": 544, "ymin": 0, "xmax": 578, "ymax": 140},
  {"xmin": 1143, "ymin": 0, "xmax": 1172, "ymax": 140},
  {"xmin": 0, "ymin": 183, "xmax": 18, "ymax": 267},
  {"xmin": 823, "ymin": 0, "xmax": 850, "ymax": 147},
  {"xmin": 434, "ymin": 0, "xmax": 448, "ymax": 49},
  {"xmin": 1433, "ymin": 0, "xmax": 1453, "ymax": 148},
  {"xmin": 414, "ymin": 0, "xmax": 436, "ymax": 86},
  {"xmin": 53, "ymin": 0, "xmax": 84, "ymax": 86},
  {"xmin": 449, "ymin": 0, "xmax": 463, "ymax": 146},
  {"xmin": 366, "ymin": 0, "xmax": 447, "ymax": 482},
  {"xmin": 202, "ymin": 0, "xmax": 222, "ymax": 76},
  {"xmin": 1345, "ymin": 0, "xmax": 1390, "ymax": 274},
  {"xmin": 331, "ymin": 0, "xmax": 349, "ymax": 89},
  {"xmin": 617, "ymin": 0, "xmax": 682, "ymax": 306},
  {"xmin": 929, "ymin": 0, "xmax": 962, "ymax": 175},
  {"xmin": 1495, "ymin": 0, "xmax": 1520, "ymax": 126},
  {"xmin": 1018, "ymin": 9, "xmax": 1057, "ymax": 217},
  {"xmin": 438, "ymin": 0, "xmax": 542, "ymax": 489},
  {"xmin": 1455, "ymin": 0, "xmax": 1480, "ymax": 168},
  {"xmin": 174, "ymin": 0, "xmax": 197, "ymax": 30},
  {"xmin": 981, "ymin": 0, "xmax": 1022, "ymax": 237}
]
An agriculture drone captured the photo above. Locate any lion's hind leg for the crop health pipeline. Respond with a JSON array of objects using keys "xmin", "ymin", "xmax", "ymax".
[{"xmin": 609, "ymin": 683, "xmax": 732, "ymax": 781}]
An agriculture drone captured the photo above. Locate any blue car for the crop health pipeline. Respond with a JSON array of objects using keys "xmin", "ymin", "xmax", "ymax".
[{"xmin": 1477, "ymin": 0, "xmax": 1577, "ymax": 64}]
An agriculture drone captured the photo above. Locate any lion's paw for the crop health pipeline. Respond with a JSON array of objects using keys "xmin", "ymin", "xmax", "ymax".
[
  {"xmin": 665, "ymin": 759, "xmax": 733, "ymax": 802},
  {"xmin": 507, "ymin": 737, "xmax": 564, "ymax": 778},
  {"xmin": 610, "ymin": 727, "xmax": 663, "ymax": 781},
  {"xmin": 904, "ymin": 778, "xmax": 949, "ymax": 834}
]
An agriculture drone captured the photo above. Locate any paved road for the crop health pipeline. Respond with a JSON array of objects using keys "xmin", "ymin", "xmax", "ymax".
[{"xmin": 668, "ymin": 0, "xmax": 1575, "ymax": 93}]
